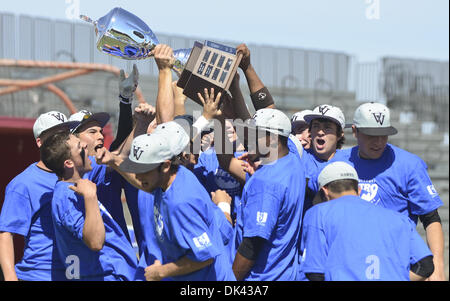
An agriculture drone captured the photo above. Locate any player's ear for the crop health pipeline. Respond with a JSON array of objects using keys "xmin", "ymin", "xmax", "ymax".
[
  {"xmin": 352, "ymin": 125, "xmax": 357, "ymax": 138},
  {"xmin": 36, "ymin": 138, "xmax": 42, "ymax": 148},
  {"xmin": 357, "ymin": 185, "xmax": 362, "ymax": 196},
  {"xmin": 321, "ymin": 186, "xmax": 331, "ymax": 202},
  {"xmin": 160, "ymin": 160, "xmax": 172, "ymax": 173},
  {"xmin": 64, "ymin": 159, "xmax": 74, "ymax": 169}
]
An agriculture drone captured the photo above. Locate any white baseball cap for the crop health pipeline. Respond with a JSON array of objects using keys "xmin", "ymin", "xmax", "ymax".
[
  {"xmin": 69, "ymin": 110, "xmax": 111, "ymax": 132},
  {"xmin": 119, "ymin": 121, "xmax": 190, "ymax": 174},
  {"xmin": 353, "ymin": 102, "xmax": 397, "ymax": 136},
  {"xmin": 33, "ymin": 111, "xmax": 80, "ymax": 139},
  {"xmin": 291, "ymin": 109, "xmax": 313, "ymax": 124},
  {"xmin": 318, "ymin": 161, "xmax": 359, "ymax": 188},
  {"xmin": 235, "ymin": 108, "xmax": 292, "ymax": 138},
  {"xmin": 304, "ymin": 104, "xmax": 346, "ymax": 130}
]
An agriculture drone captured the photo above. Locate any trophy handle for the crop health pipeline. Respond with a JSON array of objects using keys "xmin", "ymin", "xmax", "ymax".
[{"xmin": 80, "ymin": 15, "xmax": 98, "ymax": 26}]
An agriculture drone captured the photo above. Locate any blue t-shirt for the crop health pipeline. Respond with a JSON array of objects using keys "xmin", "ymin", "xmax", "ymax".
[
  {"xmin": 0, "ymin": 163, "xmax": 66, "ymax": 280},
  {"xmin": 300, "ymin": 195, "xmax": 432, "ymax": 281},
  {"xmin": 153, "ymin": 166, "xmax": 235, "ymax": 281},
  {"xmin": 134, "ymin": 190, "xmax": 171, "ymax": 281},
  {"xmin": 302, "ymin": 149, "xmax": 349, "ymax": 212},
  {"xmin": 51, "ymin": 181, "xmax": 138, "ymax": 281},
  {"xmin": 193, "ymin": 148, "xmax": 243, "ymax": 218},
  {"xmin": 340, "ymin": 144, "xmax": 443, "ymax": 224},
  {"xmin": 193, "ymin": 148, "xmax": 243, "ymax": 264},
  {"xmin": 85, "ymin": 157, "xmax": 143, "ymax": 252},
  {"xmin": 236, "ymin": 151, "xmax": 305, "ymax": 281}
]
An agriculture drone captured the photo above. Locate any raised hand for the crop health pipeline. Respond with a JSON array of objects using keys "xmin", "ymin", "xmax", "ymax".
[
  {"xmin": 134, "ymin": 102, "xmax": 156, "ymax": 124},
  {"xmin": 95, "ymin": 147, "xmax": 114, "ymax": 166},
  {"xmin": 197, "ymin": 88, "xmax": 223, "ymax": 120},
  {"xmin": 236, "ymin": 44, "xmax": 251, "ymax": 72},
  {"xmin": 152, "ymin": 44, "xmax": 174, "ymax": 71},
  {"xmin": 119, "ymin": 64, "xmax": 139, "ymax": 99},
  {"xmin": 69, "ymin": 179, "xmax": 97, "ymax": 200}
]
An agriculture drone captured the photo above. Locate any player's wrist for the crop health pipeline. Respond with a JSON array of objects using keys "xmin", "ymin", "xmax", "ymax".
[
  {"xmin": 82, "ymin": 193, "xmax": 98, "ymax": 202},
  {"xmin": 119, "ymin": 94, "xmax": 132, "ymax": 104}
]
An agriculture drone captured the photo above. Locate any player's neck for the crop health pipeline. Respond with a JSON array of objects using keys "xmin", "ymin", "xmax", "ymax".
[
  {"xmin": 315, "ymin": 150, "xmax": 336, "ymax": 162},
  {"xmin": 61, "ymin": 168, "xmax": 84, "ymax": 183},
  {"xmin": 36, "ymin": 160, "xmax": 53, "ymax": 173},
  {"xmin": 161, "ymin": 170, "xmax": 177, "ymax": 192}
]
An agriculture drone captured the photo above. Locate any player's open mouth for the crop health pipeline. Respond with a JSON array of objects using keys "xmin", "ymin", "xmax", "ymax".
[
  {"xmin": 316, "ymin": 138, "xmax": 326, "ymax": 148},
  {"xmin": 94, "ymin": 144, "xmax": 104, "ymax": 151}
]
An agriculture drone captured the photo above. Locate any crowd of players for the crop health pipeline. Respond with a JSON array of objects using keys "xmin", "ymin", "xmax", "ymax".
[{"xmin": 0, "ymin": 43, "xmax": 445, "ymax": 281}]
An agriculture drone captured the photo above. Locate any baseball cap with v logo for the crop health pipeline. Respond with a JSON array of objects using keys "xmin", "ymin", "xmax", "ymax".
[
  {"xmin": 303, "ymin": 104, "xmax": 347, "ymax": 130},
  {"xmin": 119, "ymin": 121, "xmax": 190, "ymax": 174},
  {"xmin": 353, "ymin": 102, "xmax": 397, "ymax": 136}
]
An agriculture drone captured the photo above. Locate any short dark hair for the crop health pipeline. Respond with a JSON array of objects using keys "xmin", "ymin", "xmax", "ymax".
[
  {"xmin": 309, "ymin": 118, "xmax": 345, "ymax": 149},
  {"xmin": 157, "ymin": 155, "xmax": 182, "ymax": 174},
  {"xmin": 40, "ymin": 130, "xmax": 72, "ymax": 178},
  {"xmin": 325, "ymin": 179, "xmax": 359, "ymax": 194}
]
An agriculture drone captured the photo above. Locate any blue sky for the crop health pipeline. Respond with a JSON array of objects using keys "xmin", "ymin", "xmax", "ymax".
[{"xmin": 1, "ymin": 0, "xmax": 448, "ymax": 62}]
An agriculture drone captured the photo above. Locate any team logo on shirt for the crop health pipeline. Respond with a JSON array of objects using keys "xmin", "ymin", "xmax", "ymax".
[
  {"xmin": 372, "ymin": 113, "xmax": 385, "ymax": 125},
  {"xmin": 359, "ymin": 181, "xmax": 380, "ymax": 205},
  {"xmin": 193, "ymin": 232, "xmax": 212, "ymax": 250},
  {"xmin": 256, "ymin": 211, "xmax": 268, "ymax": 226},
  {"xmin": 427, "ymin": 185, "xmax": 438, "ymax": 197},
  {"xmin": 154, "ymin": 206, "xmax": 164, "ymax": 239}
]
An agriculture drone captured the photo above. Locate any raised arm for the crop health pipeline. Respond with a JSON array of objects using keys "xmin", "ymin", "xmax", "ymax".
[
  {"xmin": 109, "ymin": 64, "xmax": 139, "ymax": 152},
  {"xmin": 172, "ymin": 80, "xmax": 188, "ymax": 117},
  {"xmin": 236, "ymin": 43, "xmax": 275, "ymax": 110},
  {"xmin": 197, "ymin": 88, "xmax": 247, "ymax": 185},
  {"xmin": 153, "ymin": 44, "xmax": 175, "ymax": 124},
  {"xmin": 69, "ymin": 179, "xmax": 105, "ymax": 252}
]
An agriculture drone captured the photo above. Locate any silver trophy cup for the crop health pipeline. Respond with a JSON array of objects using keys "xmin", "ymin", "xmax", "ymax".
[{"xmin": 80, "ymin": 7, "xmax": 191, "ymax": 76}]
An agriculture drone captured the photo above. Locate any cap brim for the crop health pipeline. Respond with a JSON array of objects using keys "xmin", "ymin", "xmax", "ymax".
[
  {"xmin": 73, "ymin": 112, "xmax": 110, "ymax": 132},
  {"xmin": 291, "ymin": 120, "xmax": 308, "ymax": 126},
  {"xmin": 118, "ymin": 158, "xmax": 160, "ymax": 174},
  {"xmin": 357, "ymin": 126, "xmax": 398, "ymax": 136},
  {"xmin": 304, "ymin": 114, "xmax": 344, "ymax": 129},
  {"xmin": 41, "ymin": 121, "xmax": 81, "ymax": 136}
]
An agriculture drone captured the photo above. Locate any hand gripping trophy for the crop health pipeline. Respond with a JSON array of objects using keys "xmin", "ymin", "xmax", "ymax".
[{"xmin": 80, "ymin": 7, "xmax": 191, "ymax": 76}]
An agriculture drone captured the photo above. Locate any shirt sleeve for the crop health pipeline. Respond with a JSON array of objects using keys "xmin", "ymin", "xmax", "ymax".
[
  {"xmin": 242, "ymin": 180, "xmax": 283, "ymax": 240},
  {"xmin": 300, "ymin": 209, "xmax": 328, "ymax": 275},
  {"xmin": 0, "ymin": 190, "xmax": 32, "ymax": 236},
  {"xmin": 406, "ymin": 159, "xmax": 443, "ymax": 216},
  {"xmin": 169, "ymin": 201, "xmax": 221, "ymax": 263},
  {"xmin": 56, "ymin": 193, "xmax": 86, "ymax": 241}
]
